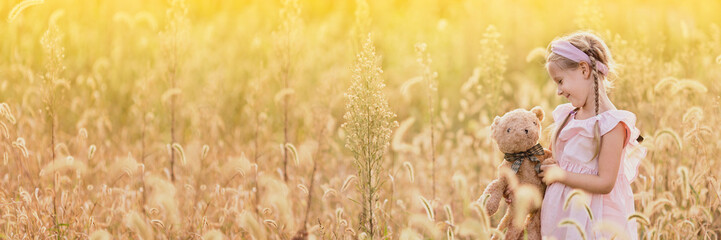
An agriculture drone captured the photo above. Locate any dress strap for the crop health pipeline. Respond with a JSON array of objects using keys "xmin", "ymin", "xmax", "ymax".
[
  {"xmin": 551, "ymin": 107, "xmax": 580, "ymax": 151},
  {"xmin": 556, "ymin": 107, "xmax": 579, "ymax": 137}
]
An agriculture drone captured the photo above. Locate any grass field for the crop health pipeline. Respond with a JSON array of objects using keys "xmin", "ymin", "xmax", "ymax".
[{"xmin": 0, "ymin": 0, "xmax": 720, "ymax": 239}]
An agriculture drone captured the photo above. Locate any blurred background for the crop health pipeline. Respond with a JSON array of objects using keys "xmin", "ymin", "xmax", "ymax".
[{"xmin": 0, "ymin": 0, "xmax": 719, "ymax": 239}]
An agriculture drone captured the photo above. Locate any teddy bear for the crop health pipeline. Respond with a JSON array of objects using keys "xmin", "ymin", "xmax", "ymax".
[{"xmin": 479, "ymin": 106, "xmax": 554, "ymax": 240}]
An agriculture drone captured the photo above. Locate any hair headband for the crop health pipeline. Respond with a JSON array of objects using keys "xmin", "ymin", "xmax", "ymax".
[{"xmin": 550, "ymin": 40, "xmax": 609, "ymax": 76}]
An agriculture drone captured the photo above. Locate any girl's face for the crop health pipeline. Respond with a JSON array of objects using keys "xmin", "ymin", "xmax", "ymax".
[{"xmin": 547, "ymin": 62, "xmax": 592, "ymax": 108}]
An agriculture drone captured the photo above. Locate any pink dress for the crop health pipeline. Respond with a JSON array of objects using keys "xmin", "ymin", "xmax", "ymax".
[{"xmin": 541, "ymin": 103, "xmax": 647, "ymax": 239}]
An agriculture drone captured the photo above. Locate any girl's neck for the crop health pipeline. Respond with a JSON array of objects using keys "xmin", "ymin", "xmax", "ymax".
[{"xmin": 575, "ymin": 89, "xmax": 616, "ymax": 120}]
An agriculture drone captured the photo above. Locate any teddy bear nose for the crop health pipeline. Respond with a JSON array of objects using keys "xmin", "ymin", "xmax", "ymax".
[{"xmin": 524, "ymin": 129, "xmax": 529, "ymax": 134}]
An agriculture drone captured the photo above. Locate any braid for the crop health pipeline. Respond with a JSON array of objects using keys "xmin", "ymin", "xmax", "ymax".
[
  {"xmin": 593, "ymin": 61, "xmax": 599, "ymax": 116},
  {"xmin": 584, "ymin": 47, "xmax": 603, "ymax": 159},
  {"xmin": 583, "ymin": 48, "xmax": 601, "ymax": 116}
]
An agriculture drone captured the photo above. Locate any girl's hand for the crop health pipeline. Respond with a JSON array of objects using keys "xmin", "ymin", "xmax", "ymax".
[
  {"xmin": 538, "ymin": 163, "xmax": 566, "ymax": 185},
  {"xmin": 504, "ymin": 187, "xmax": 514, "ymax": 203}
]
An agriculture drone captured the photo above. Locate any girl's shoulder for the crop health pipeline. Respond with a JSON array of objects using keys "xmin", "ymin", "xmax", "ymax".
[
  {"xmin": 596, "ymin": 109, "xmax": 638, "ymax": 136},
  {"xmin": 552, "ymin": 104, "xmax": 640, "ymax": 138}
]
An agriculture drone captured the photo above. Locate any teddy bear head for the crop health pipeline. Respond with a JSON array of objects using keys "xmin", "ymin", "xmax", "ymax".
[{"xmin": 490, "ymin": 106, "xmax": 545, "ymax": 154}]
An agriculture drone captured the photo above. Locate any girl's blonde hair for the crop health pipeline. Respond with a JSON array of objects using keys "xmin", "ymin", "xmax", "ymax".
[{"xmin": 545, "ymin": 31, "xmax": 615, "ymax": 160}]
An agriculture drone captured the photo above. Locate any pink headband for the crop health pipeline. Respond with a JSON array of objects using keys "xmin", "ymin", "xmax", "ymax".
[{"xmin": 551, "ymin": 40, "xmax": 609, "ymax": 76}]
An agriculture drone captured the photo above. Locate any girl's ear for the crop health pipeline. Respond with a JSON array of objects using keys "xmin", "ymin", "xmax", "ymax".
[
  {"xmin": 579, "ymin": 61, "xmax": 591, "ymax": 79},
  {"xmin": 531, "ymin": 106, "xmax": 545, "ymax": 122}
]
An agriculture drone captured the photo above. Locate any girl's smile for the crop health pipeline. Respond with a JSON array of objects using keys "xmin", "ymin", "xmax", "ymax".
[{"xmin": 546, "ymin": 61, "xmax": 593, "ymax": 109}]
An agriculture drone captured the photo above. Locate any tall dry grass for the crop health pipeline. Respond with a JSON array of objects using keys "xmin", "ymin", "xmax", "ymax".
[
  {"xmin": 160, "ymin": 0, "xmax": 189, "ymax": 182},
  {"xmin": 0, "ymin": 0, "xmax": 719, "ymax": 239},
  {"xmin": 342, "ymin": 33, "xmax": 398, "ymax": 238}
]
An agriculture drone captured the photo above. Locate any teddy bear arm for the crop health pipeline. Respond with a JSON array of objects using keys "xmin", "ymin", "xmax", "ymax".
[
  {"xmin": 480, "ymin": 177, "xmax": 508, "ymax": 215},
  {"xmin": 541, "ymin": 149, "xmax": 555, "ymax": 165}
]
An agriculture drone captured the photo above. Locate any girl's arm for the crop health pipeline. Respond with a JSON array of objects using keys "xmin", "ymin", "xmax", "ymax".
[{"xmin": 539, "ymin": 123, "xmax": 627, "ymax": 194}]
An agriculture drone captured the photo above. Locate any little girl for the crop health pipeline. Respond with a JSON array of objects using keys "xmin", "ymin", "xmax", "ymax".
[{"xmin": 536, "ymin": 31, "xmax": 647, "ymax": 239}]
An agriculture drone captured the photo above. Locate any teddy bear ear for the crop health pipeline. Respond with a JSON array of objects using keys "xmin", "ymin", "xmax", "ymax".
[
  {"xmin": 531, "ymin": 106, "xmax": 545, "ymax": 121},
  {"xmin": 492, "ymin": 116, "xmax": 501, "ymax": 128}
]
